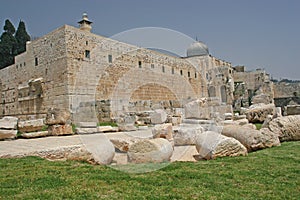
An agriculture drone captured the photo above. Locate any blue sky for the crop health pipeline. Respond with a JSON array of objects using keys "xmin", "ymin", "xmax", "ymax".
[{"xmin": 1, "ymin": 0, "xmax": 299, "ymax": 80}]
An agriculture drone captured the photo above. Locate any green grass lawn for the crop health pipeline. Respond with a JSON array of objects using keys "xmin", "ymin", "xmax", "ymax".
[{"xmin": 1, "ymin": 142, "xmax": 299, "ymax": 200}]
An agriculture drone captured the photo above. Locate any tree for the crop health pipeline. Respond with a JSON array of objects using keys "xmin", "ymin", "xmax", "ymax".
[
  {"xmin": 15, "ymin": 21, "xmax": 30, "ymax": 54},
  {"xmin": 0, "ymin": 19, "xmax": 17, "ymax": 68}
]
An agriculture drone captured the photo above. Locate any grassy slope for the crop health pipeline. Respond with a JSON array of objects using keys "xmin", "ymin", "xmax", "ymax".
[{"xmin": 0, "ymin": 142, "xmax": 299, "ymax": 200}]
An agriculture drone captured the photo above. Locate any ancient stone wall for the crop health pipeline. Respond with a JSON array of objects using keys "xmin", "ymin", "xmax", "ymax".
[
  {"xmin": 0, "ymin": 26, "xmax": 69, "ymax": 119},
  {"xmin": 273, "ymin": 82, "xmax": 300, "ymax": 98}
]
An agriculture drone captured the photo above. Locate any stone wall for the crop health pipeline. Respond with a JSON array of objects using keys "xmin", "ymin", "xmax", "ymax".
[
  {"xmin": 273, "ymin": 82, "xmax": 300, "ymax": 98},
  {"xmin": 0, "ymin": 26, "xmax": 69, "ymax": 120}
]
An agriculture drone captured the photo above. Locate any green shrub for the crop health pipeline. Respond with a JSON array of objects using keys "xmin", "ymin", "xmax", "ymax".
[{"xmin": 97, "ymin": 122, "xmax": 118, "ymax": 127}]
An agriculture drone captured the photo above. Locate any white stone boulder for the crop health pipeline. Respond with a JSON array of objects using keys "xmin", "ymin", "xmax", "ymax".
[
  {"xmin": 150, "ymin": 109, "xmax": 167, "ymax": 124},
  {"xmin": 18, "ymin": 119, "xmax": 45, "ymax": 133},
  {"xmin": 222, "ymin": 125, "xmax": 280, "ymax": 152},
  {"xmin": 0, "ymin": 116, "xmax": 18, "ymax": 130},
  {"xmin": 0, "ymin": 129, "xmax": 17, "ymax": 140},
  {"xmin": 80, "ymin": 134, "xmax": 115, "ymax": 165},
  {"xmin": 127, "ymin": 138, "xmax": 173, "ymax": 163},
  {"xmin": 173, "ymin": 124, "xmax": 204, "ymax": 145},
  {"xmin": 268, "ymin": 115, "xmax": 300, "ymax": 142},
  {"xmin": 245, "ymin": 103, "xmax": 275, "ymax": 123},
  {"xmin": 195, "ymin": 131, "xmax": 247, "ymax": 160}
]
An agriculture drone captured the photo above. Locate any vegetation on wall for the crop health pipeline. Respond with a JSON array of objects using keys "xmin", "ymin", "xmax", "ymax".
[{"xmin": 0, "ymin": 19, "xmax": 30, "ymax": 69}]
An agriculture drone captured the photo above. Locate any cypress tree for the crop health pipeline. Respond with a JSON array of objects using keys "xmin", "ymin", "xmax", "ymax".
[
  {"xmin": 15, "ymin": 20, "xmax": 30, "ymax": 54},
  {"xmin": 0, "ymin": 19, "xmax": 17, "ymax": 68}
]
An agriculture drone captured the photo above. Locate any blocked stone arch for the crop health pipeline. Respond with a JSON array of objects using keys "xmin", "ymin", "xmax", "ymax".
[
  {"xmin": 110, "ymin": 68, "xmax": 197, "ymax": 117},
  {"xmin": 208, "ymin": 86, "xmax": 216, "ymax": 97},
  {"xmin": 220, "ymin": 85, "xmax": 227, "ymax": 103}
]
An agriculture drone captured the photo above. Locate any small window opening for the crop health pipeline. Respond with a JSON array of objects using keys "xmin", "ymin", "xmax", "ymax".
[
  {"xmin": 162, "ymin": 66, "xmax": 165, "ymax": 73},
  {"xmin": 138, "ymin": 61, "xmax": 142, "ymax": 68},
  {"xmin": 172, "ymin": 67, "xmax": 175, "ymax": 74},
  {"xmin": 35, "ymin": 57, "xmax": 38, "ymax": 66},
  {"xmin": 85, "ymin": 50, "xmax": 90, "ymax": 59},
  {"xmin": 108, "ymin": 54, "xmax": 112, "ymax": 63},
  {"xmin": 151, "ymin": 64, "xmax": 154, "ymax": 69},
  {"xmin": 188, "ymin": 71, "xmax": 190, "ymax": 77},
  {"xmin": 195, "ymin": 72, "xmax": 197, "ymax": 78},
  {"xmin": 180, "ymin": 70, "xmax": 183, "ymax": 76}
]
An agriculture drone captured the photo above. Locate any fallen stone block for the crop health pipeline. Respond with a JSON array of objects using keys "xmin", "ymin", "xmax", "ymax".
[
  {"xmin": 0, "ymin": 129, "xmax": 17, "ymax": 140},
  {"xmin": 195, "ymin": 131, "xmax": 247, "ymax": 160},
  {"xmin": 173, "ymin": 124, "xmax": 204, "ymax": 145},
  {"xmin": 45, "ymin": 108, "xmax": 71, "ymax": 125},
  {"xmin": 0, "ymin": 116, "xmax": 18, "ymax": 130},
  {"xmin": 21, "ymin": 131, "xmax": 50, "ymax": 138},
  {"xmin": 245, "ymin": 103, "xmax": 275, "ymax": 123},
  {"xmin": 18, "ymin": 119, "xmax": 45, "ymax": 133},
  {"xmin": 127, "ymin": 138, "xmax": 173, "ymax": 163},
  {"xmin": 48, "ymin": 124, "xmax": 73, "ymax": 136},
  {"xmin": 75, "ymin": 127, "xmax": 98, "ymax": 134},
  {"xmin": 268, "ymin": 115, "xmax": 300, "ymax": 142},
  {"xmin": 150, "ymin": 109, "xmax": 167, "ymax": 124},
  {"xmin": 78, "ymin": 122, "xmax": 97, "ymax": 128},
  {"xmin": 222, "ymin": 125, "xmax": 280, "ymax": 152},
  {"xmin": 152, "ymin": 123, "xmax": 173, "ymax": 140}
]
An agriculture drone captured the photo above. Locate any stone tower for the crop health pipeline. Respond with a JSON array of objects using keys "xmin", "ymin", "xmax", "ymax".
[{"xmin": 78, "ymin": 13, "xmax": 92, "ymax": 32}]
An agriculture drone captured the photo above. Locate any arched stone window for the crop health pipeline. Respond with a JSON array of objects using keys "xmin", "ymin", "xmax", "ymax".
[{"xmin": 208, "ymin": 86, "xmax": 216, "ymax": 97}]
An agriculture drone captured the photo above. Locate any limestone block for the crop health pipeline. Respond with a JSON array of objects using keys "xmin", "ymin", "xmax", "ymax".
[
  {"xmin": 48, "ymin": 124, "xmax": 73, "ymax": 136},
  {"xmin": 97, "ymin": 126, "xmax": 118, "ymax": 133},
  {"xmin": 75, "ymin": 127, "xmax": 98, "ymax": 134},
  {"xmin": 108, "ymin": 134, "xmax": 141, "ymax": 152},
  {"xmin": 242, "ymin": 123, "xmax": 257, "ymax": 130},
  {"xmin": 0, "ymin": 116, "xmax": 18, "ymax": 130},
  {"xmin": 173, "ymin": 124, "xmax": 204, "ymax": 145},
  {"xmin": 171, "ymin": 117, "xmax": 181, "ymax": 126},
  {"xmin": 18, "ymin": 119, "xmax": 45, "ymax": 133},
  {"xmin": 184, "ymin": 100, "xmax": 209, "ymax": 119},
  {"xmin": 268, "ymin": 115, "xmax": 300, "ymax": 142},
  {"xmin": 195, "ymin": 131, "xmax": 247, "ymax": 160},
  {"xmin": 286, "ymin": 105, "xmax": 300, "ymax": 116},
  {"xmin": 127, "ymin": 138, "xmax": 173, "ymax": 163},
  {"xmin": 233, "ymin": 114, "xmax": 247, "ymax": 120},
  {"xmin": 78, "ymin": 122, "xmax": 97, "ymax": 128},
  {"xmin": 152, "ymin": 123, "xmax": 173, "ymax": 140},
  {"xmin": 45, "ymin": 108, "xmax": 71, "ymax": 125},
  {"xmin": 251, "ymin": 94, "xmax": 272, "ymax": 105},
  {"xmin": 235, "ymin": 118, "xmax": 249, "ymax": 126},
  {"xmin": 224, "ymin": 113, "xmax": 233, "ymax": 120},
  {"xmin": 150, "ymin": 109, "xmax": 167, "ymax": 124},
  {"xmin": 222, "ymin": 125, "xmax": 280, "ymax": 152},
  {"xmin": 118, "ymin": 124, "xmax": 137, "ymax": 132},
  {"xmin": 80, "ymin": 134, "xmax": 115, "ymax": 165},
  {"xmin": 0, "ymin": 129, "xmax": 17, "ymax": 140},
  {"xmin": 21, "ymin": 131, "xmax": 50, "ymax": 138},
  {"xmin": 245, "ymin": 103, "xmax": 275, "ymax": 123}
]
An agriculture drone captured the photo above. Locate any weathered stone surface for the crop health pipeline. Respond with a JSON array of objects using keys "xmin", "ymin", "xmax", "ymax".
[
  {"xmin": 21, "ymin": 131, "xmax": 50, "ymax": 138},
  {"xmin": 0, "ymin": 129, "xmax": 17, "ymax": 140},
  {"xmin": 118, "ymin": 124, "xmax": 137, "ymax": 132},
  {"xmin": 245, "ymin": 103, "xmax": 275, "ymax": 123},
  {"xmin": 222, "ymin": 125, "xmax": 280, "ymax": 152},
  {"xmin": 0, "ymin": 116, "xmax": 18, "ymax": 130},
  {"xmin": 78, "ymin": 122, "xmax": 97, "ymax": 128},
  {"xmin": 171, "ymin": 117, "xmax": 181, "ymax": 126},
  {"xmin": 268, "ymin": 115, "xmax": 300, "ymax": 142},
  {"xmin": 127, "ymin": 138, "xmax": 173, "ymax": 163},
  {"xmin": 286, "ymin": 105, "xmax": 300, "ymax": 116},
  {"xmin": 261, "ymin": 115, "xmax": 273, "ymax": 129},
  {"xmin": 235, "ymin": 118, "xmax": 249, "ymax": 126},
  {"xmin": 109, "ymin": 136, "xmax": 140, "ymax": 152},
  {"xmin": 150, "ymin": 109, "xmax": 167, "ymax": 124},
  {"xmin": 173, "ymin": 124, "xmax": 204, "ymax": 145},
  {"xmin": 75, "ymin": 127, "xmax": 98, "ymax": 134},
  {"xmin": 97, "ymin": 126, "xmax": 118, "ymax": 133},
  {"xmin": 252, "ymin": 93, "xmax": 272, "ymax": 105},
  {"xmin": 171, "ymin": 145, "xmax": 198, "ymax": 162},
  {"xmin": 18, "ymin": 119, "xmax": 45, "ymax": 133},
  {"xmin": 195, "ymin": 131, "xmax": 247, "ymax": 160},
  {"xmin": 48, "ymin": 124, "xmax": 73, "ymax": 136},
  {"xmin": 184, "ymin": 99, "xmax": 208, "ymax": 119},
  {"xmin": 152, "ymin": 123, "xmax": 173, "ymax": 140},
  {"xmin": 242, "ymin": 123, "xmax": 257, "ymax": 130},
  {"xmin": 233, "ymin": 114, "xmax": 247, "ymax": 120},
  {"xmin": 45, "ymin": 108, "xmax": 71, "ymax": 125},
  {"xmin": 80, "ymin": 134, "xmax": 115, "ymax": 165},
  {"xmin": 224, "ymin": 113, "xmax": 233, "ymax": 120}
]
